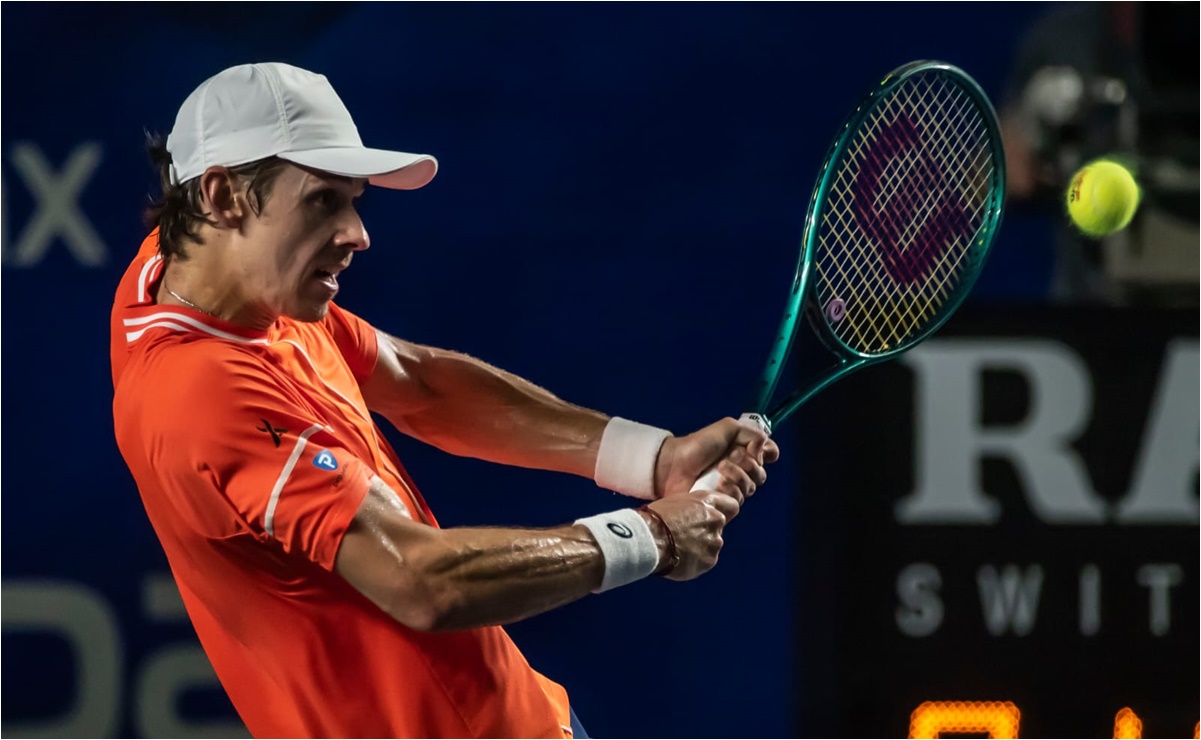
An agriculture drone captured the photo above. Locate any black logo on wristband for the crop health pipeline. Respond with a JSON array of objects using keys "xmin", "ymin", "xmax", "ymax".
[{"xmin": 607, "ymin": 522, "xmax": 634, "ymax": 538}]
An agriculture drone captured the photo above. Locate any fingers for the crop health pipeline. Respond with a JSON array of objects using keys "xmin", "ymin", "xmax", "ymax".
[
  {"xmin": 731, "ymin": 446, "xmax": 768, "ymax": 486},
  {"xmin": 730, "ymin": 420, "xmax": 778, "ymax": 465},
  {"xmin": 670, "ymin": 491, "xmax": 737, "ymax": 581},
  {"xmin": 712, "ymin": 453, "xmax": 759, "ymax": 504},
  {"xmin": 704, "ymin": 490, "xmax": 741, "ymax": 523},
  {"xmin": 744, "ymin": 434, "xmax": 780, "ymax": 465},
  {"xmin": 708, "ymin": 446, "xmax": 767, "ymax": 503},
  {"xmin": 662, "ymin": 417, "xmax": 780, "ymax": 500},
  {"xmin": 650, "ymin": 490, "xmax": 740, "ymax": 581}
]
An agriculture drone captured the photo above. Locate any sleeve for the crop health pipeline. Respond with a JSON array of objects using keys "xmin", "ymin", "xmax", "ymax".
[
  {"xmin": 323, "ymin": 302, "xmax": 380, "ymax": 382},
  {"xmin": 150, "ymin": 349, "xmax": 374, "ymax": 571}
]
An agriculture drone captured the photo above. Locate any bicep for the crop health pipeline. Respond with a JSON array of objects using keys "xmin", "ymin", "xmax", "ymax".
[{"xmin": 361, "ymin": 329, "xmax": 438, "ymax": 424}]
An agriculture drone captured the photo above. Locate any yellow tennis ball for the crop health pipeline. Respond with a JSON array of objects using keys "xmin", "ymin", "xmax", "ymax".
[{"xmin": 1065, "ymin": 160, "xmax": 1141, "ymax": 237}]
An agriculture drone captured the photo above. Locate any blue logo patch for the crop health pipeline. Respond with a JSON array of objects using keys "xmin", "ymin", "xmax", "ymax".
[{"xmin": 312, "ymin": 450, "xmax": 339, "ymax": 471}]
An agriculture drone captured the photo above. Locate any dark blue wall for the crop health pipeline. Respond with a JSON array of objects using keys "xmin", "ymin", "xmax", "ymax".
[{"xmin": 2, "ymin": 4, "xmax": 1058, "ymax": 738}]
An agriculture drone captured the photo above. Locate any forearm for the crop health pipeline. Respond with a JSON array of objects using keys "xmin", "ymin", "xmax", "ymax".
[
  {"xmin": 366, "ymin": 332, "xmax": 727, "ymax": 500},
  {"xmin": 368, "ymin": 338, "xmax": 609, "ymax": 477},
  {"xmin": 413, "ymin": 524, "xmax": 606, "ymax": 631},
  {"xmin": 336, "ymin": 477, "xmax": 740, "ymax": 632},
  {"xmin": 337, "ymin": 477, "xmax": 676, "ymax": 631}
]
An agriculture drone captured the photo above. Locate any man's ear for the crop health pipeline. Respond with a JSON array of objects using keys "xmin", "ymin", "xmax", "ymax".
[{"xmin": 197, "ymin": 166, "xmax": 245, "ymax": 227}]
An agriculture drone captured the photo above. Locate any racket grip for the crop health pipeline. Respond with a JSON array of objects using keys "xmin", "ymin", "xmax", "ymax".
[{"xmin": 689, "ymin": 413, "xmax": 772, "ymax": 492}]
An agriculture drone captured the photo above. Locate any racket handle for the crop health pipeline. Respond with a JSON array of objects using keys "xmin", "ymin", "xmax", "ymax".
[{"xmin": 689, "ymin": 413, "xmax": 772, "ymax": 492}]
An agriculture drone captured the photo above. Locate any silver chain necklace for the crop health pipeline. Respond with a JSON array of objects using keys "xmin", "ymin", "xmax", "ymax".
[{"xmin": 165, "ymin": 285, "xmax": 219, "ymax": 318}]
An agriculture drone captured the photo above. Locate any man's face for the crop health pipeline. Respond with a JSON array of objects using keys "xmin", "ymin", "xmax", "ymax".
[{"xmin": 238, "ymin": 164, "xmax": 370, "ymax": 322}]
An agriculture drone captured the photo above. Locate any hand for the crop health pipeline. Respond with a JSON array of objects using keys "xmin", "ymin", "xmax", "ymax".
[
  {"xmin": 654, "ymin": 417, "xmax": 780, "ymax": 502},
  {"xmin": 642, "ymin": 490, "xmax": 741, "ymax": 581}
]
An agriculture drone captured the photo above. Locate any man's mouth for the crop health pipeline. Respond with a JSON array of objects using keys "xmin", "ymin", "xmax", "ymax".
[{"xmin": 312, "ymin": 265, "xmax": 345, "ymax": 291}]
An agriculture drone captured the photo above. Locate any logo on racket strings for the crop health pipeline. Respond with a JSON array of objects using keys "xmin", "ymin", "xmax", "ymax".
[
  {"xmin": 825, "ymin": 297, "xmax": 847, "ymax": 323},
  {"xmin": 851, "ymin": 115, "xmax": 975, "ymax": 284}
]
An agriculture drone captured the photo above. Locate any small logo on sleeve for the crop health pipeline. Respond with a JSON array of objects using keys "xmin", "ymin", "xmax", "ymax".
[
  {"xmin": 256, "ymin": 419, "xmax": 287, "ymax": 448},
  {"xmin": 312, "ymin": 450, "xmax": 339, "ymax": 471}
]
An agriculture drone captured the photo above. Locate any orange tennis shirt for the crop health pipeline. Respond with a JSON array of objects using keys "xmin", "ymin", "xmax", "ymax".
[{"xmin": 111, "ymin": 230, "xmax": 573, "ymax": 738}]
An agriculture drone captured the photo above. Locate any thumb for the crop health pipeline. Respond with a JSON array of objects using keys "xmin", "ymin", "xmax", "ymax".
[
  {"xmin": 749, "ymin": 437, "xmax": 766, "ymax": 464},
  {"xmin": 703, "ymin": 418, "xmax": 744, "ymax": 458}
]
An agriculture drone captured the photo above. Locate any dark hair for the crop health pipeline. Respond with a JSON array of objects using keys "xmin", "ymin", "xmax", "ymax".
[{"xmin": 143, "ymin": 131, "xmax": 290, "ymax": 260}]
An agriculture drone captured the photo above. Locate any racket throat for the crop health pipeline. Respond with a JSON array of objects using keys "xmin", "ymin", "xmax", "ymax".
[{"xmin": 770, "ymin": 357, "xmax": 873, "ymax": 426}]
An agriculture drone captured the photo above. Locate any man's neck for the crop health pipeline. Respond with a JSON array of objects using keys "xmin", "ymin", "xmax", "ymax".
[{"xmin": 156, "ymin": 247, "xmax": 277, "ymax": 331}]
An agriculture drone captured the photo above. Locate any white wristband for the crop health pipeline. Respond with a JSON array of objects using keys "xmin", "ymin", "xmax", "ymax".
[
  {"xmin": 575, "ymin": 508, "xmax": 660, "ymax": 592},
  {"xmin": 594, "ymin": 417, "xmax": 672, "ymax": 500}
]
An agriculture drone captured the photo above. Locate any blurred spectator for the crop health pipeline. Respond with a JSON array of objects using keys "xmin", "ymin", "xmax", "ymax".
[{"xmin": 1000, "ymin": 1, "xmax": 1198, "ymax": 306}]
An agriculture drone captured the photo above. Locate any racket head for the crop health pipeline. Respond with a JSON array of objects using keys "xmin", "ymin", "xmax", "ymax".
[
  {"xmin": 805, "ymin": 60, "xmax": 1006, "ymax": 361},
  {"xmin": 755, "ymin": 61, "xmax": 1006, "ymax": 428}
]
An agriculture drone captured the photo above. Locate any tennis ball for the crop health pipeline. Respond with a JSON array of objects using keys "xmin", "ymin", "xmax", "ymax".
[{"xmin": 1065, "ymin": 160, "xmax": 1141, "ymax": 237}]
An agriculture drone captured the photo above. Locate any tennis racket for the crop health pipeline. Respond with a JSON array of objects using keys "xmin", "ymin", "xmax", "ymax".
[{"xmin": 693, "ymin": 60, "xmax": 1006, "ymax": 491}]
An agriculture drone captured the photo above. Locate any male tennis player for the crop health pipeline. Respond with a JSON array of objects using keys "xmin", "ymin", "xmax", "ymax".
[{"xmin": 110, "ymin": 63, "xmax": 777, "ymax": 738}]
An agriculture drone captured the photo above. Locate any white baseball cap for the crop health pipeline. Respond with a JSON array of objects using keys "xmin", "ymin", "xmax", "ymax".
[{"xmin": 166, "ymin": 63, "xmax": 437, "ymax": 190}]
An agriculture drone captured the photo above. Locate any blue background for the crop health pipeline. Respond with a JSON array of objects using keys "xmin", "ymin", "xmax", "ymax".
[{"xmin": 2, "ymin": 3, "xmax": 1072, "ymax": 738}]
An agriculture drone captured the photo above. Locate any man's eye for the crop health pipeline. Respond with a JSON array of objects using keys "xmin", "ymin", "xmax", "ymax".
[{"xmin": 312, "ymin": 190, "xmax": 340, "ymax": 210}]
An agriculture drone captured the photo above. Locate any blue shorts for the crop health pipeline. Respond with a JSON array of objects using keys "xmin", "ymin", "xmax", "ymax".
[{"xmin": 570, "ymin": 706, "xmax": 589, "ymax": 739}]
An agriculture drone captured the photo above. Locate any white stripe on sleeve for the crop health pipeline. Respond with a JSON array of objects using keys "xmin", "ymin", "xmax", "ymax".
[
  {"xmin": 264, "ymin": 424, "xmax": 326, "ymax": 537},
  {"xmin": 137, "ymin": 254, "xmax": 163, "ymax": 302}
]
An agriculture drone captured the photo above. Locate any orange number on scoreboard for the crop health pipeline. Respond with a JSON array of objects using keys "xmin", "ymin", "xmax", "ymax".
[
  {"xmin": 1113, "ymin": 707, "xmax": 1143, "ymax": 739},
  {"xmin": 909, "ymin": 702, "xmax": 1199, "ymax": 739},
  {"xmin": 909, "ymin": 701, "xmax": 1021, "ymax": 739}
]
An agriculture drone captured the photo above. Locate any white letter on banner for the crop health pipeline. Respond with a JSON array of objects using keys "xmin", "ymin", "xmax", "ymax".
[
  {"xmin": 4, "ymin": 142, "xmax": 106, "ymax": 267},
  {"xmin": 977, "ymin": 564, "xmax": 1044, "ymax": 636},
  {"xmin": 895, "ymin": 563, "xmax": 944, "ymax": 637},
  {"xmin": 1079, "ymin": 564, "xmax": 1101, "ymax": 636},
  {"xmin": 1136, "ymin": 564, "xmax": 1183, "ymax": 637},
  {"xmin": 135, "ymin": 574, "xmax": 250, "ymax": 738},
  {"xmin": 897, "ymin": 340, "xmax": 1106, "ymax": 524},
  {"xmin": 0, "ymin": 580, "xmax": 122, "ymax": 737},
  {"xmin": 1116, "ymin": 341, "xmax": 1200, "ymax": 524}
]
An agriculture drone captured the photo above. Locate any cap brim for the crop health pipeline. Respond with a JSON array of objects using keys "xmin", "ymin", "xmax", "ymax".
[{"xmin": 278, "ymin": 147, "xmax": 438, "ymax": 190}]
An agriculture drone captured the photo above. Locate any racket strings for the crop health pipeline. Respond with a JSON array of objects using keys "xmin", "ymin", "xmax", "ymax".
[
  {"xmin": 822, "ymin": 123, "xmax": 936, "ymax": 349},
  {"xmin": 856, "ymin": 79, "xmax": 977, "ymax": 337},
  {"xmin": 869, "ymin": 77, "xmax": 988, "ymax": 325},
  {"xmin": 815, "ymin": 72, "xmax": 996, "ymax": 354},
  {"xmin": 821, "ymin": 116, "xmax": 928, "ymax": 347},
  {"xmin": 821, "ymin": 137, "xmax": 952, "ymax": 350}
]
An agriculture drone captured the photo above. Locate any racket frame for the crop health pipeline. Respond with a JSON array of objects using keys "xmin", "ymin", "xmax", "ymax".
[{"xmin": 753, "ymin": 60, "xmax": 1007, "ymax": 430}]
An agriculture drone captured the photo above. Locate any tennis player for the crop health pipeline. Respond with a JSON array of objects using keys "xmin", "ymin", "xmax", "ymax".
[{"xmin": 110, "ymin": 63, "xmax": 778, "ymax": 738}]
